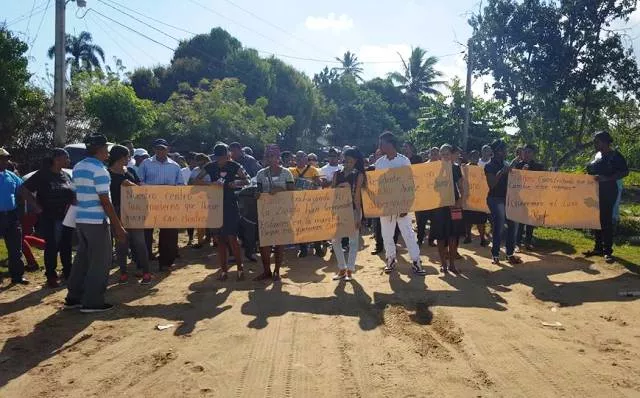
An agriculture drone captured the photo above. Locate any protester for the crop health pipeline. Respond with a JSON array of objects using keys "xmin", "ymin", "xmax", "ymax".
[
  {"xmin": 331, "ymin": 148, "xmax": 365, "ymax": 282},
  {"xmin": 290, "ymin": 150, "xmax": 325, "ymax": 257},
  {"xmin": 21, "ymin": 148, "xmax": 75, "ymax": 287},
  {"xmin": 230, "ymin": 142, "xmax": 260, "ymax": 178},
  {"xmin": 188, "ymin": 153, "xmax": 212, "ymax": 249},
  {"xmin": 402, "ymin": 142, "xmax": 423, "ymax": 165},
  {"xmin": 484, "ymin": 140, "xmax": 522, "ymax": 265},
  {"xmin": 138, "ymin": 138, "xmax": 185, "ymax": 271},
  {"xmin": 515, "ymin": 144, "xmax": 545, "ymax": 250},
  {"xmin": 463, "ymin": 150, "xmax": 488, "ymax": 246},
  {"xmin": 431, "ymin": 145, "xmax": 465, "ymax": 274},
  {"xmin": 255, "ymin": 145, "xmax": 295, "ymax": 281},
  {"xmin": 108, "ymin": 145, "xmax": 152, "ymax": 285},
  {"xmin": 131, "ymin": 148, "xmax": 149, "ymax": 175},
  {"xmin": 307, "ymin": 153, "xmax": 320, "ymax": 168},
  {"xmin": 121, "ymin": 140, "xmax": 136, "ymax": 168},
  {"xmin": 478, "ymin": 145, "xmax": 493, "ymax": 168},
  {"xmin": 281, "ymin": 151, "xmax": 294, "ymax": 168},
  {"xmin": 319, "ymin": 148, "xmax": 342, "ymax": 186},
  {"xmin": 196, "ymin": 144, "xmax": 250, "ymax": 281},
  {"xmin": 0, "ymin": 148, "xmax": 40, "ymax": 285},
  {"xmin": 65, "ymin": 134, "xmax": 127, "ymax": 312},
  {"xmin": 584, "ymin": 131, "xmax": 629, "ymax": 263},
  {"xmin": 375, "ymin": 132, "xmax": 427, "ymax": 275},
  {"xmin": 242, "ymin": 146, "xmax": 254, "ymax": 157}
]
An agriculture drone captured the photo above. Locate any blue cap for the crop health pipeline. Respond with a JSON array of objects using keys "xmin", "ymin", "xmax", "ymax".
[{"xmin": 153, "ymin": 138, "xmax": 169, "ymax": 148}]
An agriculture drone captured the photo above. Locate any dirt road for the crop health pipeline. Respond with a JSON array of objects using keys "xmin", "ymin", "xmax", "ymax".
[{"xmin": 1, "ymin": 234, "xmax": 638, "ymax": 397}]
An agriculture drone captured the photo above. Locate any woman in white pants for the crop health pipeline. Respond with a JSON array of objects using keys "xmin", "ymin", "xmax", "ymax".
[
  {"xmin": 375, "ymin": 132, "xmax": 427, "ymax": 276},
  {"xmin": 331, "ymin": 148, "xmax": 365, "ymax": 281}
]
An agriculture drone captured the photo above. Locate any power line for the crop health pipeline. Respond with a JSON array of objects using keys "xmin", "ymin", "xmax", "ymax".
[
  {"xmin": 87, "ymin": 12, "xmax": 140, "ymax": 68},
  {"xmin": 23, "ymin": 0, "xmax": 40, "ymax": 39},
  {"xmin": 219, "ymin": 0, "xmax": 334, "ymax": 57},
  {"xmin": 5, "ymin": 2, "xmax": 49, "ymax": 27},
  {"xmin": 101, "ymin": 0, "xmax": 197, "ymax": 36},
  {"xmin": 28, "ymin": 0, "xmax": 52, "ymax": 59}
]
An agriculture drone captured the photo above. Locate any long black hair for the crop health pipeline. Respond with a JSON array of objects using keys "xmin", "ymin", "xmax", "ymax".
[
  {"xmin": 42, "ymin": 148, "xmax": 69, "ymax": 169},
  {"xmin": 343, "ymin": 148, "xmax": 367, "ymax": 186}
]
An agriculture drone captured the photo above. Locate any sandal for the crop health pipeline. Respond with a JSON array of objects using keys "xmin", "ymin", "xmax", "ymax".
[
  {"xmin": 218, "ymin": 271, "xmax": 228, "ymax": 281},
  {"xmin": 253, "ymin": 272, "xmax": 272, "ymax": 281},
  {"xmin": 507, "ymin": 255, "xmax": 523, "ymax": 265}
]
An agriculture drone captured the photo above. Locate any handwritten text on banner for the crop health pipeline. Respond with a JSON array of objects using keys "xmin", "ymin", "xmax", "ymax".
[
  {"xmin": 257, "ymin": 187, "xmax": 356, "ymax": 246},
  {"xmin": 461, "ymin": 165, "xmax": 490, "ymax": 213},
  {"xmin": 121, "ymin": 185, "xmax": 223, "ymax": 228},
  {"xmin": 506, "ymin": 169, "xmax": 601, "ymax": 229},
  {"xmin": 362, "ymin": 161, "xmax": 455, "ymax": 217}
]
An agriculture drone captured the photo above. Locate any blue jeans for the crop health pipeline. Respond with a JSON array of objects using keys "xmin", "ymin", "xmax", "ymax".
[
  {"xmin": 40, "ymin": 217, "xmax": 73, "ymax": 279},
  {"xmin": 0, "ymin": 210, "xmax": 25, "ymax": 281},
  {"xmin": 487, "ymin": 197, "xmax": 519, "ymax": 258}
]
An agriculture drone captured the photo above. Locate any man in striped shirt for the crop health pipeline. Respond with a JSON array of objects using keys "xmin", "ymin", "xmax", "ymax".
[
  {"xmin": 65, "ymin": 134, "xmax": 127, "ymax": 313},
  {"xmin": 138, "ymin": 138, "xmax": 185, "ymax": 271}
]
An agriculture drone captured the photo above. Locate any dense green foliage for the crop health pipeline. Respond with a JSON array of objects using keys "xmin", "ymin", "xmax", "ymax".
[{"xmin": 0, "ymin": 27, "xmax": 31, "ymax": 144}]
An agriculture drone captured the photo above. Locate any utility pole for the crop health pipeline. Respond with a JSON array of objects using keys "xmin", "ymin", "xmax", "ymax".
[
  {"xmin": 54, "ymin": 0, "xmax": 66, "ymax": 147},
  {"xmin": 54, "ymin": 0, "xmax": 86, "ymax": 147},
  {"xmin": 462, "ymin": 39, "xmax": 473, "ymax": 152}
]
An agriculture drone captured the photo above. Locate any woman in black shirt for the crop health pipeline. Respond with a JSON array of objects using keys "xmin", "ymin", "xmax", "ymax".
[
  {"xmin": 584, "ymin": 131, "xmax": 629, "ymax": 263},
  {"xmin": 108, "ymin": 145, "xmax": 152, "ymax": 284},
  {"xmin": 431, "ymin": 144, "xmax": 465, "ymax": 274},
  {"xmin": 23, "ymin": 148, "xmax": 75, "ymax": 288},
  {"xmin": 196, "ymin": 144, "xmax": 250, "ymax": 281}
]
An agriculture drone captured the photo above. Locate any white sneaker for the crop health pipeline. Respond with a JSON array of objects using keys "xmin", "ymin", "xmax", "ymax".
[
  {"xmin": 384, "ymin": 258, "xmax": 397, "ymax": 274},
  {"xmin": 411, "ymin": 260, "xmax": 427, "ymax": 275}
]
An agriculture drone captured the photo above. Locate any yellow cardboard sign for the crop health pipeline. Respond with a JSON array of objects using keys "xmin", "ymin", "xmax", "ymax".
[
  {"xmin": 362, "ymin": 161, "xmax": 455, "ymax": 217},
  {"xmin": 121, "ymin": 185, "xmax": 223, "ymax": 228},
  {"xmin": 506, "ymin": 169, "xmax": 601, "ymax": 229},
  {"xmin": 257, "ymin": 187, "xmax": 356, "ymax": 246},
  {"xmin": 461, "ymin": 165, "xmax": 490, "ymax": 213}
]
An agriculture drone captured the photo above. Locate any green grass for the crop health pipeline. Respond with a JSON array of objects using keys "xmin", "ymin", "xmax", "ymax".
[
  {"xmin": 623, "ymin": 170, "xmax": 640, "ymax": 188},
  {"xmin": 620, "ymin": 202, "xmax": 640, "ymax": 218}
]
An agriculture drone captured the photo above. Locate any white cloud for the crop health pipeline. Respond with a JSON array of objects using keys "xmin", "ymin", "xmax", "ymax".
[{"xmin": 305, "ymin": 13, "xmax": 354, "ymax": 33}]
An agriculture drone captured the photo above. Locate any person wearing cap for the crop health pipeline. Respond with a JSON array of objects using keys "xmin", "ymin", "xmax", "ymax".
[
  {"xmin": 229, "ymin": 142, "xmax": 260, "ymax": 178},
  {"xmin": 131, "ymin": 148, "xmax": 149, "ymax": 175},
  {"xmin": 21, "ymin": 148, "xmax": 75, "ymax": 287},
  {"xmin": 195, "ymin": 144, "xmax": 250, "ymax": 280},
  {"xmin": 478, "ymin": 145, "xmax": 492, "ymax": 168},
  {"xmin": 584, "ymin": 131, "xmax": 629, "ymax": 263},
  {"xmin": 65, "ymin": 134, "xmax": 127, "ymax": 313},
  {"xmin": 254, "ymin": 144, "xmax": 295, "ymax": 281},
  {"xmin": 138, "ymin": 138, "xmax": 185, "ymax": 271},
  {"xmin": 484, "ymin": 139, "xmax": 522, "ymax": 266},
  {"xmin": 0, "ymin": 148, "xmax": 39, "ymax": 285}
]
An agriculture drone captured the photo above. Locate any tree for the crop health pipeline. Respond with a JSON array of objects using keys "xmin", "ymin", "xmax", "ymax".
[
  {"xmin": 408, "ymin": 78, "xmax": 507, "ymax": 151},
  {"xmin": 0, "ymin": 27, "xmax": 30, "ymax": 143},
  {"xmin": 48, "ymin": 31, "xmax": 105, "ymax": 78},
  {"xmin": 388, "ymin": 46, "xmax": 445, "ymax": 97},
  {"xmin": 83, "ymin": 75, "xmax": 156, "ymax": 142},
  {"xmin": 364, "ymin": 77, "xmax": 418, "ymax": 131},
  {"xmin": 333, "ymin": 51, "xmax": 364, "ymax": 82},
  {"xmin": 151, "ymin": 78, "xmax": 294, "ymax": 153},
  {"xmin": 470, "ymin": 0, "xmax": 640, "ymax": 167}
]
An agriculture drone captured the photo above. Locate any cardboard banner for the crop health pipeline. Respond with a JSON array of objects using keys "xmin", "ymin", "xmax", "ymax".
[
  {"xmin": 121, "ymin": 185, "xmax": 223, "ymax": 228},
  {"xmin": 362, "ymin": 161, "xmax": 455, "ymax": 217},
  {"xmin": 506, "ymin": 169, "xmax": 601, "ymax": 229},
  {"xmin": 257, "ymin": 187, "xmax": 356, "ymax": 246},
  {"xmin": 461, "ymin": 165, "xmax": 490, "ymax": 213}
]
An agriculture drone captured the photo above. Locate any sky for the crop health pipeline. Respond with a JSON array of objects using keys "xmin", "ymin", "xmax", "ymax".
[{"xmin": 3, "ymin": 0, "xmax": 640, "ymax": 96}]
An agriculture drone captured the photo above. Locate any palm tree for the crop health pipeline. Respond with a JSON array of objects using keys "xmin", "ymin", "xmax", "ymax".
[
  {"xmin": 333, "ymin": 51, "xmax": 364, "ymax": 82},
  {"xmin": 388, "ymin": 46, "xmax": 444, "ymax": 97},
  {"xmin": 48, "ymin": 31, "xmax": 105, "ymax": 78}
]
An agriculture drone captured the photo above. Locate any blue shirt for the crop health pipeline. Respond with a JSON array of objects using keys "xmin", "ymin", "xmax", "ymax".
[
  {"xmin": 73, "ymin": 157, "xmax": 111, "ymax": 224},
  {"xmin": 138, "ymin": 156, "xmax": 185, "ymax": 186},
  {"xmin": 0, "ymin": 170, "xmax": 23, "ymax": 212}
]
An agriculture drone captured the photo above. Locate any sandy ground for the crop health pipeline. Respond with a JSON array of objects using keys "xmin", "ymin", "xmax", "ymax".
[{"xmin": 0, "ymin": 231, "xmax": 639, "ymax": 398}]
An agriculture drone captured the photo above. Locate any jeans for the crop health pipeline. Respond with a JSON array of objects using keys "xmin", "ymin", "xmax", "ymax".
[
  {"xmin": 332, "ymin": 231, "xmax": 359, "ymax": 271},
  {"xmin": 517, "ymin": 224, "xmax": 535, "ymax": 246},
  {"xmin": 158, "ymin": 228, "xmax": 178, "ymax": 268},
  {"xmin": 487, "ymin": 197, "xmax": 519, "ymax": 258},
  {"xmin": 40, "ymin": 217, "xmax": 73, "ymax": 279},
  {"xmin": 594, "ymin": 183, "xmax": 618, "ymax": 255},
  {"xmin": 66, "ymin": 222, "xmax": 112, "ymax": 308},
  {"xmin": 116, "ymin": 228, "xmax": 150, "ymax": 274},
  {"xmin": 380, "ymin": 214, "xmax": 420, "ymax": 262},
  {"xmin": 0, "ymin": 210, "xmax": 25, "ymax": 282}
]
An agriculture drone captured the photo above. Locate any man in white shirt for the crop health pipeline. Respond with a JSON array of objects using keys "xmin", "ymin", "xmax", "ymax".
[
  {"xmin": 320, "ymin": 148, "xmax": 342, "ymax": 185},
  {"xmin": 374, "ymin": 132, "xmax": 426, "ymax": 276}
]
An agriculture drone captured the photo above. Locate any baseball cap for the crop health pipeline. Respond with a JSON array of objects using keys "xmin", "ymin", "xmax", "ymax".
[
  {"xmin": 152, "ymin": 138, "xmax": 169, "ymax": 148},
  {"xmin": 84, "ymin": 133, "xmax": 108, "ymax": 147},
  {"xmin": 133, "ymin": 148, "xmax": 149, "ymax": 157}
]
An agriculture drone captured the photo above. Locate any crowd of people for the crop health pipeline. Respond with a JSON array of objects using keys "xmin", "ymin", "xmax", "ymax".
[{"xmin": 0, "ymin": 129, "xmax": 629, "ymax": 313}]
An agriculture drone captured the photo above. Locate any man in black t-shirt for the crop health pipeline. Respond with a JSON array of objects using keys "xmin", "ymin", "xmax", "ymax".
[{"xmin": 514, "ymin": 144, "xmax": 545, "ymax": 250}]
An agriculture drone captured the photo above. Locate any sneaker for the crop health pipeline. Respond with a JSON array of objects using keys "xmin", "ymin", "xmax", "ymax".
[
  {"xmin": 63, "ymin": 299, "xmax": 82, "ymax": 310},
  {"xmin": 46, "ymin": 276, "xmax": 60, "ymax": 288},
  {"xmin": 411, "ymin": 260, "xmax": 427, "ymax": 275},
  {"xmin": 332, "ymin": 272, "xmax": 346, "ymax": 281},
  {"xmin": 604, "ymin": 254, "xmax": 615, "ymax": 264},
  {"xmin": 384, "ymin": 257, "xmax": 397, "ymax": 274},
  {"xmin": 345, "ymin": 271, "xmax": 353, "ymax": 282},
  {"xmin": 80, "ymin": 303, "xmax": 114, "ymax": 313},
  {"xmin": 140, "ymin": 273, "xmax": 152, "ymax": 285},
  {"xmin": 11, "ymin": 278, "xmax": 30, "ymax": 285},
  {"xmin": 118, "ymin": 273, "xmax": 129, "ymax": 284}
]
